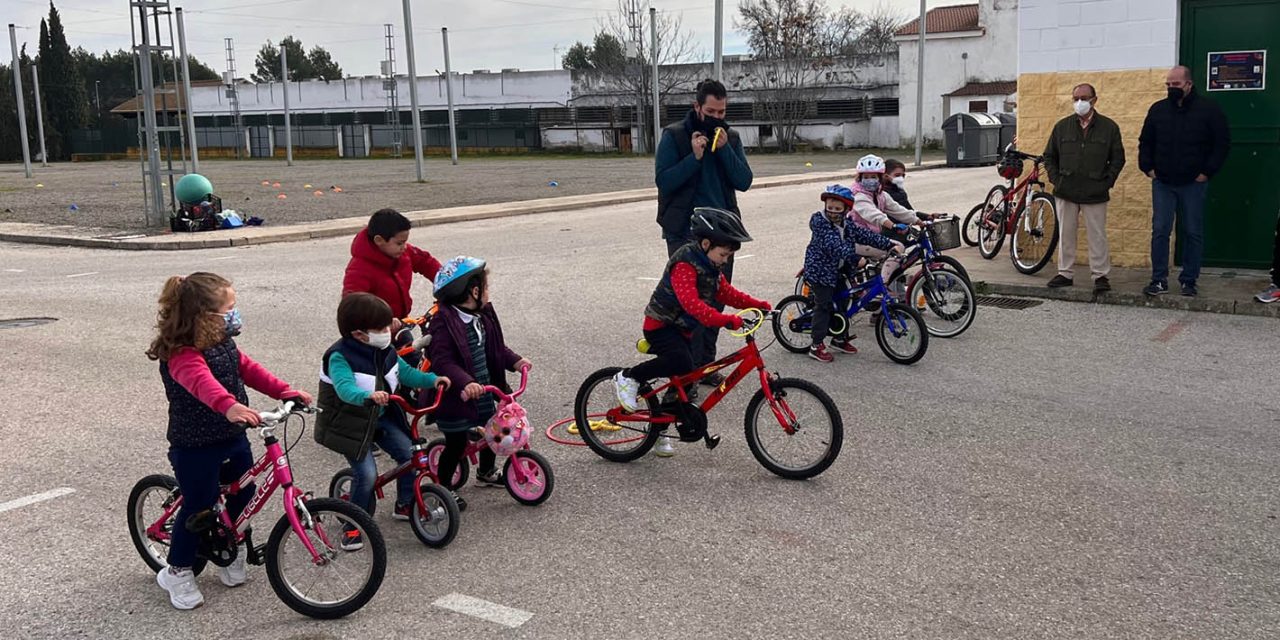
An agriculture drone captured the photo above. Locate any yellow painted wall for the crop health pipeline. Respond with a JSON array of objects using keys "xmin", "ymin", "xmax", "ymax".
[{"xmin": 1016, "ymin": 69, "xmax": 1166, "ymax": 268}]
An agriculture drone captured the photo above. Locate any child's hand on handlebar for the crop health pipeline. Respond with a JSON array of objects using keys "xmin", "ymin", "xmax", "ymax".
[
  {"xmin": 435, "ymin": 376, "xmax": 451, "ymax": 391},
  {"xmin": 226, "ymin": 403, "xmax": 261, "ymax": 426},
  {"xmin": 462, "ymin": 382, "xmax": 486, "ymax": 401},
  {"xmin": 369, "ymin": 391, "xmax": 390, "ymax": 406},
  {"xmin": 282, "ymin": 389, "xmax": 314, "ymax": 406},
  {"xmin": 514, "ymin": 358, "xmax": 533, "ymax": 372},
  {"xmin": 723, "ymin": 315, "xmax": 745, "ymax": 330}
]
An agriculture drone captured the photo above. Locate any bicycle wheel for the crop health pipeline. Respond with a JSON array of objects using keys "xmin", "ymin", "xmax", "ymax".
[
  {"xmin": 1011, "ymin": 192, "xmax": 1059, "ymax": 274},
  {"xmin": 961, "ymin": 202, "xmax": 983, "ymax": 247},
  {"xmin": 874, "ymin": 302, "xmax": 929, "ymax": 365},
  {"xmin": 326, "ymin": 468, "xmax": 378, "ymax": 517},
  {"xmin": 425, "ymin": 438, "xmax": 469, "ymax": 488},
  {"xmin": 743, "ymin": 378, "xmax": 843, "ymax": 480},
  {"xmin": 977, "ymin": 185, "xmax": 1008, "ymax": 260},
  {"xmin": 772, "ymin": 294, "xmax": 815, "ymax": 353},
  {"xmin": 265, "ymin": 497, "xmax": 386, "ymax": 620},
  {"xmin": 409, "ymin": 479, "xmax": 460, "ymax": 549},
  {"xmin": 574, "ymin": 367, "xmax": 660, "ymax": 462},
  {"xmin": 793, "ymin": 272, "xmax": 809, "ymax": 297},
  {"xmin": 126, "ymin": 474, "xmax": 207, "ymax": 576},
  {"xmin": 504, "ymin": 450, "xmax": 554, "ymax": 506},
  {"xmin": 907, "ymin": 265, "xmax": 977, "ymax": 338}
]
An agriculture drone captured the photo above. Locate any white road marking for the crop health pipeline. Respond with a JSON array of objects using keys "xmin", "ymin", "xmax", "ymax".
[
  {"xmin": 3, "ymin": 269, "xmax": 25, "ymax": 273},
  {"xmin": 209, "ymin": 255, "xmax": 238, "ymax": 261},
  {"xmin": 0, "ymin": 488, "xmax": 76, "ymax": 514},
  {"xmin": 65, "ymin": 272, "xmax": 98, "ymax": 279},
  {"xmin": 636, "ymin": 277, "xmax": 660, "ymax": 281},
  {"xmin": 432, "ymin": 593, "xmax": 533, "ymax": 628},
  {"xmin": 737, "ymin": 254, "xmax": 756, "ymax": 259}
]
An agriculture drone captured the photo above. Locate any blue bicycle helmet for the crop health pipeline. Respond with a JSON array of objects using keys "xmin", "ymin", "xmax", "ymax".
[
  {"xmin": 433, "ymin": 256, "xmax": 487, "ymax": 301},
  {"xmin": 820, "ymin": 184, "xmax": 855, "ymax": 207}
]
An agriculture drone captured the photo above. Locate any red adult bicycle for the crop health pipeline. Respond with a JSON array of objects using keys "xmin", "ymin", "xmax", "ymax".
[
  {"xmin": 573, "ymin": 310, "xmax": 843, "ymax": 479},
  {"xmin": 966, "ymin": 146, "xmax": 1060, "ymax": 275}
]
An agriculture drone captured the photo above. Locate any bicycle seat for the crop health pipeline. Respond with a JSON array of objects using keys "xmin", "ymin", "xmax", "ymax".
[{"xmin": 466, "ymin": 427, "xmax": 486, "ymax": 443}]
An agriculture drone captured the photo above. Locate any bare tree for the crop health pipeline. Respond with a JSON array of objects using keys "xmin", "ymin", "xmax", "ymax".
[
  {"xmin": 736, "ymin": 0, "xmax": 859, "ymax": 152},
  {"xmin": 845, "ymin": 2, "xmax": 907, "ymax": 56}
]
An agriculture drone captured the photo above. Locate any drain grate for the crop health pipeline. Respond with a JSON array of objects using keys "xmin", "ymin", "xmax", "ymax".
[
  {"xmin": 975, "ymin": 296, "xmax": 1043, "ymax": 310},
  {"xmin": 0, "ymin": 317, "xmax": 58, "ymax": 330}
]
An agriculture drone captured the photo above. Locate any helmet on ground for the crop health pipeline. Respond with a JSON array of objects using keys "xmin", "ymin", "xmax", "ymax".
[
  {"xmin": 690, "ymin": 207, "xmax": 752, "ymax": 245},
  {"xmin": 433, "ymin": 256, "xmax": 487, "ymax": 301},
  {"xmin": 855, "ymin": 154, "xmax": 886, "ymax": 175},
  {"xmin": 175, "ymin": 173, "xmax": 214, "ymax": 205},
  {"xmin": 484, "ymin": 399, "xmax": 530, "ymax": 457},
  {"xmin": 997, "ymin": 155, "xmax": 1024, "ymax": 180},
  {"xmin": 820, "ymin": 184, "xmax": 855, "ymax": 207}
]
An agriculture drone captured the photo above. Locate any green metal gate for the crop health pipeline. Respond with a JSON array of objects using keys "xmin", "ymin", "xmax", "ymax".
[{"xmin": 1181, "ymin": 0, "xmax": 1280, "ymax": 269}]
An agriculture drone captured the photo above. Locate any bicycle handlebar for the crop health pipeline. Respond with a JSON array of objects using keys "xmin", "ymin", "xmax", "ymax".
[
  {"xmin": 257, "ymin": 400, "xmax": 317, "ymax": 425},
  {"xmin": 482, "ymin": 365, "xmax": 531, "ymax": 403},
  {"xmin": 387, "ymin": 382, "xmax": 447, "ymax": 416}
]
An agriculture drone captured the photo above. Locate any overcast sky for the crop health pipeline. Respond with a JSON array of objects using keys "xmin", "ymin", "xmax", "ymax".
[{"xmin": 9, "ymin": 0, "xmax": 971, "ymax": 79}]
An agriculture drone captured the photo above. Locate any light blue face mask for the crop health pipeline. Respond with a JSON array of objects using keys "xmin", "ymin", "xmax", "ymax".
[
  {"xmin": 860, "ymin": 178, "xmax": 881, "ymax": 192},
  {"xmin": 223, "ymin": 308, "xmax": 243, "ymax": 337}
]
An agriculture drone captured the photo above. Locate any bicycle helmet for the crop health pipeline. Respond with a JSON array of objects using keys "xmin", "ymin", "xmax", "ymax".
[
  {"xmin": 483, "ymin": 398, "xmax": 530, "ymax": 457},
  {"xmin": 820, "ymin": 184, "xmax": 855, "ymax": 207},
  {"xmin": 997, "ymin": 154, "xmax": 1024, "ymax": 180},
  {"xmin": 855, "ymin": 154, "xmax": 886, "ymax": 175},
  {"xmin": 433, "ymin": 256, "xmax": 487, "ymax": 301},
  {"xmin": 691, "ymin": 207, "xmax": 752, "ymax": 244}
]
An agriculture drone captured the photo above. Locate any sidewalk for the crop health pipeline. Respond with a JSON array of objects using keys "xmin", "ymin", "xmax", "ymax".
[
  {"xmin": 952, "ymin": 245, "xmax": 1280, "ymax": 319},
  {"xmin": 0, "ymin": 160, "xmax": 947, "ymax": 251}
]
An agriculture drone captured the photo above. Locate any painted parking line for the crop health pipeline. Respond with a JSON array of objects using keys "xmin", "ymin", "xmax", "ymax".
[
  {"xmin": 0, "ymin": 488, "xmax": 76, "ymax": 514},
  {"xmin": 65, "ymin": 272, "xmax": 99, "ymax": 279},
  {"xmin": 432, "ymin": 593, "xmax": 533, "ymax": 628}
]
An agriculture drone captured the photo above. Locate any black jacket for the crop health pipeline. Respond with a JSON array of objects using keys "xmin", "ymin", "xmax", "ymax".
[
  {"xmin": 654, "ymin": 111, "xmax": 750, "ymax": 239},
  {"xmin": 1138, "ymin": 90, "xmax": 1230, "ymax": 186},
  {"xmin": 884, "ymin": 182, "xmax": 912, "ymax": 210},
  {"xmin": 1043, "ymin": 112, "xmax": 1126, "ymax": 204}
]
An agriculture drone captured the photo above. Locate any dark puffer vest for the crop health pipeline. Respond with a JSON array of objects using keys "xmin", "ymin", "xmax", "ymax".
[
  {"xmin": 160, "ymin": 339, "xmax": 249, "ymax": 448},
  {"xmin": 644, "ymin": 242, "xmax": 721, "ymax": 332},
  {"xmin": 314, "ymin": 337, "xmax": 401, "ymax": 459}
]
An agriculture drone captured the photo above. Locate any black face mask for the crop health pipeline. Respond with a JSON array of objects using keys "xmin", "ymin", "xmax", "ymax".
[
  {"xmin": 696, "ymin": 111, "xmax": 729, "ymax": 134},
  {"xmin": 1167, "ymin": 87, "xmax": 1185, "ymax": 101}
]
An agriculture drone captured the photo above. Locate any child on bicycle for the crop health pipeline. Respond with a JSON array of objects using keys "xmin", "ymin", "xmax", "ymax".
[
  {"xmin": 613, "ymin": 208, "xmax": 772, "ymax": 457},
  {"xmin": 805, "ymin": 186, "xmax": 902, "ymax": 363},
  {"xmin": 314, "ymin": 292, "xmax": 449, "ymax": 550},
  {"xmin": 425, "ymin": 256, "xmax": 531, "ymax": 511},
  {"xmin": 146, "ymin": 272, "xmax": 312, "ymax": 611},
  {"xmin": 342, "ymin": 208, "xmax": 443, "ymax": 319}
]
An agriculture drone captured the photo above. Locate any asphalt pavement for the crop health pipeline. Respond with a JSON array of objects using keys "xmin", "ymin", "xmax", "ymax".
[{"xmin": 2, "ymin": 167, "xmax": 1278, "ymax": 639}]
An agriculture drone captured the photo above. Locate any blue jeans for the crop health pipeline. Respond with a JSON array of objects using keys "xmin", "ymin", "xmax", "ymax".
[
  {"xmin": 1151, "ymin": 179, "xmax": 1208, "ymax": 285},
  {"xmin": 345, "ymin": 413, "xmax": 416, "ymax": 513},
  {"xmin": 167, "ymin": 435, "xmax": 255, "ymax": 568}
]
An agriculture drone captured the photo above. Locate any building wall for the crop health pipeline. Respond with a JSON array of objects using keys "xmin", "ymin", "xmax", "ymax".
[
  {"xmin": 946, "ymin": 93, "xmax": 1016, "ymax": 117},
  {"xmin": 898, "ymin": 0, "xmax": 1019, "ymax": 144},
  {"xmin": 1018, "ymin": 0, "xmax": 1177, "ymax": 268}
]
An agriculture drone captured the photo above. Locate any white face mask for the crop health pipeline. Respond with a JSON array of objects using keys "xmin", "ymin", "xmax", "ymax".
[
  {"xmin": 891, "ymin": 176, "xmax": 905, "ymax": 187},
  {"xmin": 1073, "ymin": 99, "xmax": 1093, "ymax": 117},
  {"xmin": 364, "ymin": 330, "xmax": 392, "ymax": 350}
]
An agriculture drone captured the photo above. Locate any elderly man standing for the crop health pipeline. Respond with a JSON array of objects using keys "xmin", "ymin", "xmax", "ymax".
[
  {"xmin": 1139, "ymin": 65, "xmax": 1231, "ymax": 297},
  {"xmin": 654, "ymin": 78, "xmax": 753, "ymax": 385},
  {"xmin": 1043, "ymin": 82, "xmax": 1126, "ymax": 293}
]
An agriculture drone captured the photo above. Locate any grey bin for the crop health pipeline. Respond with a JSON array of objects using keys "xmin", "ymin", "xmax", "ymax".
[
  {"xmin": 995, "ymin": 112, "xmax": 1017, "ymax": 152},
  {"xmin": 941, "ymin": 112, "xmax": 1003, "ymax": 167}
]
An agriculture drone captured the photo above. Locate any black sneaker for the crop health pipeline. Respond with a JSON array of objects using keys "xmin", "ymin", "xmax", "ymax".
[
  {"xmin": 1143, "ymin": 281, "xmax": 1169, "ymax": 296},
  {"xmin": 475, "ymin": 468, "xmax": 504, "ymax": 487},
  {"xmin": 698, "ymin": 372, "xmax": 726, "ymax": 388},
  {"xmin": 1181, "ymin": 282, "xmax": 1198, "ymax": 297},
  {"xmin": 1047, "ymin": 275, "xmax": 1073, "ymax": 288},
  {"xmin": 392, "ymin": 502, "xmax": 412, "ymax": 521},
  {"xmin": 340, "ymin": 526, "xmax": 363, "ymax": 551},
  {"xmin": 451, "ymin": 492, "xmax": 467, "ymax": 513},
  {"xmin": 1093, "ymin": 276, "xmax": 1111, "ymax": 293}
]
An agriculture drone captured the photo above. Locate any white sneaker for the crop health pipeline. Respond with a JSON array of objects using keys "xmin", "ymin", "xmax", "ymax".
[
  {"xmin": 653, "ymin": 436, "xmax": 675, "ymax": 458},
  {"xmin": 613, "ymin": 371, "xmax": 640, "ymax": 413},
  {"xmin": 157, "ymin": 566, "xmax": 205, "ymax": 610},
  {"xmin": 218, "ymin": 545, "xmax": 247, "ymax": 587}
]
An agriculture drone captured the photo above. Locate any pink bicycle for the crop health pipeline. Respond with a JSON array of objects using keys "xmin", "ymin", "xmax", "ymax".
[{"xmin": 126, "ymin": 401, "xmax": 387, "ymax": 619}]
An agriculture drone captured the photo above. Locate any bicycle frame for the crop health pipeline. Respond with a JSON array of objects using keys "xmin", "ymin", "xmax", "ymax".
[{"xmin": 997, "ymin": 158, "xmax": 1046, "ymax": 233}]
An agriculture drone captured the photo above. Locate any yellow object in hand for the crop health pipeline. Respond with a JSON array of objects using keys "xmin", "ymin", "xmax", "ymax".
[{"xmin": 712, "ymin": 129, "xmax": 722, "ymax": 153}]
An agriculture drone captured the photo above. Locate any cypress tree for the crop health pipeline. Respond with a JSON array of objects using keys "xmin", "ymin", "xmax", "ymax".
[{"xmin": 38, "ymin": 3, "xmax": 90, "ymax": 159}]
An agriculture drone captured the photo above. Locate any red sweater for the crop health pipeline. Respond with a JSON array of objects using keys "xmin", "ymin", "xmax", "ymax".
[
  {"xmin": 341, "ymin": 230, "xmax": 442, "ymax": 318},
  {"xmin": 643, "ymin": 262, "xmax": 770, "ymax": 331}
]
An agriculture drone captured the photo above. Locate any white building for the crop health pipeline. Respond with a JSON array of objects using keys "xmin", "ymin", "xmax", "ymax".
[{"xmin": 895, "ymin": 0, "xmax": 1019, "ymax": 145}]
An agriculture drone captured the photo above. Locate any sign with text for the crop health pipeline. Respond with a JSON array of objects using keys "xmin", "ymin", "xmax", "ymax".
[{"xmin": 1207, "ymin": 50, "xmax": 1266, "ymax": 91}]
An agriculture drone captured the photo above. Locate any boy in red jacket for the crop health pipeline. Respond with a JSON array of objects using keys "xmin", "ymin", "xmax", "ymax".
[{"xmin": 342, "ymin": 209, "xmax": 442, "ymax": 319}]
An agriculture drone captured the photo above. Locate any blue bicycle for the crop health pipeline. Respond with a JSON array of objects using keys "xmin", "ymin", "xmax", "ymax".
[{"xmin": 773, "ymin": 264, "xmax": 930, "ymax": 365}]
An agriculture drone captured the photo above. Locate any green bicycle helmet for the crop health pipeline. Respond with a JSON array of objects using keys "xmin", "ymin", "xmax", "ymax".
[
  {"xmin": 175, "ymin": 173, "xmax": 214, "ymax": 205},
  {"xmin": 691, "ymin": 207, "xmax": 752, "ymax": 245}
]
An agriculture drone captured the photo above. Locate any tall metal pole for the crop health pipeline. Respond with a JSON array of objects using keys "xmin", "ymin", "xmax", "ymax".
[
  {"xmin": 913, "ymin": 0, "xmax": 926, "ymax": 167},
  {"xmin": 713, "ymin": 0, "xmax": 723, "ymax": 82},
  {"xmin": 8, "ymin": 25, "xmax": 32, "ymax": 178},
  {"xmin": 30, "ymin": 66, "xmax": 47, "ymax": 166},
  {"xmin": 136, "ymin": 10, "xmax": 166, "ymax": 226},
  {"xmin": 402, "ymin": 0, "xmax": 425, "ymax": 182},
  {"xmin": 280, "ymin": 45, "xmax": 293, "ymax": 166},
  {"xmin": 650, "ymin": 7, "xmax": 659, "ymax": 156},
  {"xmin": 175, "ymin": 8, "xmax": 199, "ymax": 173},
  {"xmin": 442, "ymin": 27, "xmax": 458, "ymax": 166}
]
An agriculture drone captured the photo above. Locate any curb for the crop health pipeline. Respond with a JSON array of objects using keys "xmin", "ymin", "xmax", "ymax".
[
  {"xmin": 0, "ymin": 161, "xmax": 948, "ymax": 251},
  {"xmin": 975, "ymin": 280, "xmax": 1280, "ymax": 319}
]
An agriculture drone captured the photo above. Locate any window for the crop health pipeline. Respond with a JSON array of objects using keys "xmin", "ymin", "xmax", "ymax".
[
  {"xmin": 968, "ymin": 100, "xmax": 988, "ymax": 113},
  {"xmin": 759, "ymin": 125, "xmax": 773, "ymax": 138},
  {"xmin": 725, "ymin": 102, "xmax": 753, "ymax": 120}
]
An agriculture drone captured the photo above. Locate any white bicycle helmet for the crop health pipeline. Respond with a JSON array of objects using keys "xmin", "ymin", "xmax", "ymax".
[{"xmin": 855, "ymin": 154, "xmax": 886, "ymax": 174}]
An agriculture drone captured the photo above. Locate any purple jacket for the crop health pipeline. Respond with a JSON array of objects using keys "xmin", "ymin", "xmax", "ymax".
[{"xmin": 425, "ymin": 303, "xmax": 522, "ymax": 424}]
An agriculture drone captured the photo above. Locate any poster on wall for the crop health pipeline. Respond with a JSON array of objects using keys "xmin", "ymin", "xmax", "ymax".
[{"xmin": 1207, "ymin": 50, "xmax": 1266, "ymax": 91}]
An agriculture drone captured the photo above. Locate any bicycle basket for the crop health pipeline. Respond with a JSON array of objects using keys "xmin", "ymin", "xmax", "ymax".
[{"xmin": 927, "ymin": 217, "xmax": 962, "ymax": 251}]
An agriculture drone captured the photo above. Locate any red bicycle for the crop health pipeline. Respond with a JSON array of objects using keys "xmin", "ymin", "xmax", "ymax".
[
  {"xmin": 967, "ymin": 146, "xmax": 1060, "ymax": 274},
  {"xmin": 573, "ymin": 310, "xmax": 843, "ymax": 479},
  {"xmin": 327, "ymin": 386, "xmax": 462, "ymax": 549}
]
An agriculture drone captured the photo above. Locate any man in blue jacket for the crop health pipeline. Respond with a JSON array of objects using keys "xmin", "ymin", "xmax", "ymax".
[
  {"xmin": 1138, "ymin": 65, "xmax": 1230, "ymax": 298},
  {"xmin": 654, "ymin": 79, "xmax": 753, "ymax": 382}
]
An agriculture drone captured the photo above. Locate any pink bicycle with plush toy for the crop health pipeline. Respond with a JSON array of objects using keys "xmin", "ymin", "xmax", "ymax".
[{"xmin": 426, "ymin": 366, "xmax": 554, "ymax": 506}]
